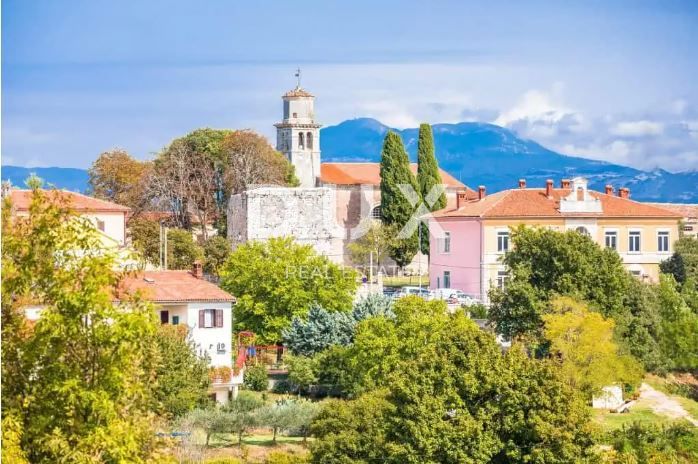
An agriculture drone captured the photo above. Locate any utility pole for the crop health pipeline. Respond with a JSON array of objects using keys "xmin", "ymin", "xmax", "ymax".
[
  {"xmin": 418, "ymin": 224, "xmax": 422, "ymax": 292},
  {"xmin": 369, "ymin": 251, "xmax": 373, "ymax": 293},
  {"xmin": 163, "ymin": 226, "xmax": 168, "ymax": 270}
]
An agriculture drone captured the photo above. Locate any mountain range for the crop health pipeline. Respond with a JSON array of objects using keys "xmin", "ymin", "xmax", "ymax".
[{"xmin": 3, "ymin": 118, "xmax": 697, "ymax": 203}]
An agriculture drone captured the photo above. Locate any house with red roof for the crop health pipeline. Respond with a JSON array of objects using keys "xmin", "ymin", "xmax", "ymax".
[
  {"xmin": 428, "ymin": 177, "xmax": 682, "ymax": 303},
  {"xmin": 119, "ymin": 262, "xmax": 243, "ymax": 403},
  {"xmin": 9, "ymin": 189, "xmax": 130, "ymax": 246}
]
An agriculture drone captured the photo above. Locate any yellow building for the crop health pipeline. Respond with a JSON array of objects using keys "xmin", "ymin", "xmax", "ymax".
[{"xmin": 429, "ymin": 177, "xmax": 682, "ymax": 303}]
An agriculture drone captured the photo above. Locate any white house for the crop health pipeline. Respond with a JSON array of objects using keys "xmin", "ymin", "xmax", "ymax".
[
  {"xmin": 9, "ymin": 189, "xmax": 130, "ymax": 247},
  {"xmin": 119, "ymin": 263, "xmax": 243, "ymax": 403}
]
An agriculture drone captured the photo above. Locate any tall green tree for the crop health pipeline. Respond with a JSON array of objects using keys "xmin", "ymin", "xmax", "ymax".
[
  {"xmin": 310, "ymin": 297, "xmax": 596, "ymax": 463},
  {"xmin": 542, "ymin": 297, "xmax": 643, "ymax": 398},
  {"xmin": 151, "ymin": 324, "xmax": 211, "ymax": 419},
  {"xmin": 2, "ymin": 187, "xmax": 162, "ymax": 462},
  {"xmin": 219, "ymin": 237, "xmax": 357, "ymax": 343},
  {"xmin": 379, "ymin": 131, "xmax": 420, "ymax": 268},
  {"xmin": 416, "ymin": 123, "xmax": 446, "ymax": 255},
  {"xmin": 661, "ymin": 236, "xmax": 698, "ymax": 285}
]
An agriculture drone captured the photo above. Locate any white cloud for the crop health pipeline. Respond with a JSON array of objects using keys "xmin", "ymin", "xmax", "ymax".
[
  {"xmin": 494, "ymin": 84, "xmax": 570, "ymax": 127},
  {"xmin": 610, "ymin": 120, "xmax": 664, "ymax": 137}
]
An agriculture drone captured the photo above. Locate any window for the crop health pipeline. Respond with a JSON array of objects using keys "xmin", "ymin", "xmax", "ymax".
[
  {"xmin": 605, "ymin": 231, "xmax": 617, "ymax": 250},
  {"xmin": 496, "ymin": 271, "xmax": 508, "ymax": 290},
  {"xmin": 199, "ymin": 309, "xmax": 224, "ymax": 328},
  {"xmin": 443, "ymin": 232, "xmax": 451, "ymax": 253},
  {"xmin": 96, "ymin": 219, "xmax": 105, "ymax": 232},
  {"xmin": 630, "ymin": 270, "xmax": 642, "ymax": 279},
  {"xmin": 307, "ymin": 132, "xmax": 313, "ymax": 150},
  {"xmin": 575, "ymin": 226, "xmax": 590, "ymax": 236},
  {"xmin": 172, "ymin": 315, "xmax": 180, "ymax": 325},
  {"xmin": 298, "ymin": 132, "xmax": 304, "ymax": 149},
  {"xmin": 657, "ymin": 231, "xmax": 669, "ymax": 252},
  {"xmin": 160, "ymin": 310, "xmax": 169, "ymax": 324},
  {"xmin": 371, "ymin": 205, "xmax": 381, "ymax": 220},
  {"xmin": 497, "ymin": 231, "xmax": 509, "ymax": 253},
  {"xmin": 629, "ymin": 231, "xmax": 641, "ymax": 253},
  {"xmin": 443, "ymin": 271, "xmax": 451, "ymax": 289}
]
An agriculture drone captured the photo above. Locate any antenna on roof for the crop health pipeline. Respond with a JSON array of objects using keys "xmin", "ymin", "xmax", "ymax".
[{"xmin": 295, "ymin": 67, "xmax": 301, "ymax": 88}]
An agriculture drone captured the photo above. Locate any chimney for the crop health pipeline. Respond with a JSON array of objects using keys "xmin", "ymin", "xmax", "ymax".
[
  {"xmin": 605, "ymin": 185, "xmax": 613, "ymax": 195},
  {"xmin": 618, "ymin": 187, "xmax": 630, "ymax": 199},
  {"xmin": 560, "ymin": 179, "xmax": 571, "ymax": 189},
  {"xmin": 192, "ymin": 260, "xmax": 203, "ymax": 279},
  {"xmin": 478, "ymin": 185, "xmax": 486, "ymax": 200},
  {"xmin": 456, "ymin": 190, "xmax": 468, "ymax": 208},
  {"xmin": 518, "ymin": 179, "xmax": 526, "ymax": 189},
  {"xmin": 545, "ymin": 179, "xmax": 554, "ymax": 197}
]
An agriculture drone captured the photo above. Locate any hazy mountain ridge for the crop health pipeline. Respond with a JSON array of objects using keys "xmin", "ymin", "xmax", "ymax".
[
  {"xmin": 322, "ymin": 118, "xmax": 698, "ymax": 203},
  {"xmin": 3, "ymin": 118, "xmax": 697, "ymax": 202}
]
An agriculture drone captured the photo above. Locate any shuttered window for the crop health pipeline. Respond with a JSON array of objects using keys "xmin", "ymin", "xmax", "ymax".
[{"xmin": 199, "ymin": 309, "xmax": 224, "ymax": 328}]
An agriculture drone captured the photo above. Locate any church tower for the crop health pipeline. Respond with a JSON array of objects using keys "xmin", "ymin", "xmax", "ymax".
[{"xmin": 274, "ymin": 71, "xmax": 321, "ymax": 188}]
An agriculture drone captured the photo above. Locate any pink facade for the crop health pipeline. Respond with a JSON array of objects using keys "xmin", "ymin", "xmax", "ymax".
[{"xmin": 429, "ymin": 217, "xmax": 483, "ymax": 297}]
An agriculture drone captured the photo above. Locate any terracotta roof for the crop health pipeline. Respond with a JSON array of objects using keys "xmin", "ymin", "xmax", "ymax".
[
  {"xmin": 433, "ymin": 188, "xmax": 683, "ymax": 219},
  {"xmin": 646, "ymin": 203, "xmax": 698, "ymax": 219},
  {"xmin": 283, "ymin": 87, "xmax": 314, "ymax": 98},
  {"xmin": 119, "ymin": 271, "xmax": 235, "ymax": 303},
  {"xmin": 9, "ymin": 189, "xmax": 130, "ymax": 213},
  {"xmin": 320, "ymin": 162, "xmax": 468, "ymax": 190}
]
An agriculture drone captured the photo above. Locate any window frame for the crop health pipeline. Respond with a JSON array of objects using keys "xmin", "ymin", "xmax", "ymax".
[
  {"xmin": 443, "ymin": 271, "xmax": 451, "ymax": 289},
  {"xmin": 496, "ymin": 270, "xmax": 508, "ymax": 290},
  {"xmin": 443, "ymin": 231, "xmax": 451, "ymax": 254},
  {"xmin": 628, "ymin": 230, "xmax": 642, "ymax": 253},
  {"xmin": 199, "ymin": 309, "xmax": 224, "ymax": 329},
  {"xmin": 604, "ymin": 229, "xmax": 618, "ymax": 250},
  {"xmin": 657, "ymin": 230, "xmax": 670, "ymax": 253},
  {"xmin": 496, "ymin": 230, "xmax": 509, "ymax": 253}
]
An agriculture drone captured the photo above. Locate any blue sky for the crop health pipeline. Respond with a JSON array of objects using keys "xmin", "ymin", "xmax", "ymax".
[{"xmin": 3, "ymin": 0, "xmax": 697, "ymax": 171}]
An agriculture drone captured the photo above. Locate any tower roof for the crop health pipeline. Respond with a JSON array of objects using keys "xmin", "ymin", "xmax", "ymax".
[{"xmin": 283, "ymin": 86, "xmax": 314, "ymax": 98}]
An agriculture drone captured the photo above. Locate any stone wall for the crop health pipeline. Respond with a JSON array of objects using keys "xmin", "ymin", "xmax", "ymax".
[{"xmin": 227, "ymin": 187, "xmax": 344, "ymax": 262}]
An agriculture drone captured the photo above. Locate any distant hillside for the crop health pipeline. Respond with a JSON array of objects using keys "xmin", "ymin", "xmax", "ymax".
[
  {"xmin": 322, "ymin": 118, "xmax": 698, "ymax": 203},
  {"xmin": 3, "ymin": 119, "xmax": 697, "ymax": 203},
  {"xmin": 2, "ymin": 166, "xmax": 90, "ymax": 192}
]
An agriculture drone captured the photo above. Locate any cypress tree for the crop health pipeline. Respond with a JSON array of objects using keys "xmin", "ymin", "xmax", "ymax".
[
  {"xmin": 380, "ymin": 131, "xmax": 420, "ymax": 268},
  {"xmin": 417, "ymin": 123, "xmax": 446, "ymax": 255}
]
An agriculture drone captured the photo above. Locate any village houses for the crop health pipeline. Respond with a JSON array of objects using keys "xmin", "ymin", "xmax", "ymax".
[{"xmin": 428, "ymin": 177, "xmax": 683, "ymax": 303}]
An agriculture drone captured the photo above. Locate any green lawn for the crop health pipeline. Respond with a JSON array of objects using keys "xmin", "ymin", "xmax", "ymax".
[{"xmin": 593, "ymin": 406, "xmax": 673, "ymax": 431}]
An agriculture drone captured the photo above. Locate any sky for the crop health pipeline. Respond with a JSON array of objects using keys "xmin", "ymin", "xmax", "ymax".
[{"xmin": 2, "ymin": 0, "xmax": 698, "ymax": 172}]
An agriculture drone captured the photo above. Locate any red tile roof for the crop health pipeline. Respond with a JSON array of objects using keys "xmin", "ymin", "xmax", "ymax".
[
  {"xmin": 320, "ymin": 162, "xmax": 468, "ymax": 190},
  {"xmin": 119, "ymin": 271, "xmax": 235, "ymax": 303},
  {"xmin": 647, "ymin": 203, "xmax": 698, "ymax": 219},
  {"xmin": 9, "ymin": 189, "xmax": 130, "ymax": 213},
  {"xmin": 283, "ymin": 87, "xmax": 314, "ymax": 98},
  {"xmin": 433, "ymin": 188, "xmax": 683, "ymax": 219}
]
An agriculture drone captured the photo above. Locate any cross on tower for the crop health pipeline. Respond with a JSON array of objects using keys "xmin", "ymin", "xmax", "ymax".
[{"xmin": 295, "ymin": 67, "xmax": 301, "ymax": 88}]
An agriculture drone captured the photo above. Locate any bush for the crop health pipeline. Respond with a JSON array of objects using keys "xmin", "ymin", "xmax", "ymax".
[
  {"xmin": 272, "ymin": 379, "xmax": 293, "ymax": 394},
  {"xmin": 264, "ymin": 451, "xmax": 309, "ymax": 464},
  {"xmin": 243, "ymin": 364, "xmax": 268, "ymax": 391},
  {"xmin": 468, "ymin": 303, "xmax": 488, "ymax": 319}
]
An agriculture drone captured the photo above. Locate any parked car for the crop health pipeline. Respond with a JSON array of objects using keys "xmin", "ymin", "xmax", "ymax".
[
  {"xmin": 430, "ymin": 288, "xmax": 480, "ymax": 306},
  {"xmin": 393, "ymin": 286, "xmax": 431, "ymax": 300}
]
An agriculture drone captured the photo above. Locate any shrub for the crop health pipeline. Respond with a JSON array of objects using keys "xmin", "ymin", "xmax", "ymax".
[
  {"xmin": 244, "ymin": 364, "xmax": 268, "ymax": 391},
  {"xmin": 264, "ymin": 451, "xmax": 309, "ymax": 464}
]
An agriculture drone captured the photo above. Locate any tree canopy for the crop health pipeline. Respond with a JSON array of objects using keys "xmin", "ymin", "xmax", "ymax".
[
  {"xmin": 2, "ymin": 187, "xmax": 162, "ymax": 462},
  {"xmin": 416, "ymin": 123, "xmax": 446, "ymax": 255},
  {"xmin": 379, "ymin": 131, "xmax": 420, "ymax": 268},
  {"xmin": 88, "ymin": 149, "xmax": 152, "ymax": 216},
  {"xmin": 219, "ymin": 237, "xmax": 357, "ymax": 343},
  {"xmin": 310, "ymin": 296, "xmax": 596, "ymax": 463}
]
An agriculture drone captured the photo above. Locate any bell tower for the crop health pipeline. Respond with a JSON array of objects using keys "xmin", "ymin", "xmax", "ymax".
[{"xmin": 274, "ymin": 69, "xmax": 321, "ymax": 188}]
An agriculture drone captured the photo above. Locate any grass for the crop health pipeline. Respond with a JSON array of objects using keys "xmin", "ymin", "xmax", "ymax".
[
  {"xmin": 383, "ymin": 274, "xmax": 429, "ymax": 287},
  {"xmin": 593, "ymin": 406, "xmax": 672, "ymax": 431}
]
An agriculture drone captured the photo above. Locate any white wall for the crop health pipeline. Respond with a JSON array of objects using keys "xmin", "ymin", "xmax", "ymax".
[
  {"xmin": 185, "ymin": 302, "xmax": 233, "ymax": 368},
  {"xmin": 87, "ymin": 212, "xmax": 126, "ymax": 245}
]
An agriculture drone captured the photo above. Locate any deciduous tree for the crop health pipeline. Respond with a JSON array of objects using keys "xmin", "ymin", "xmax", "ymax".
[
  {"xmin": 219, "ymin": 237, "xmax": 357, "ymax": 343},
  {"xmin": 2, "ymin": 187, "xmax": 162, "ymax": 462},
  {"xmin": 88, "ymin": 148, "xmax": 152, "ymax": 216}
]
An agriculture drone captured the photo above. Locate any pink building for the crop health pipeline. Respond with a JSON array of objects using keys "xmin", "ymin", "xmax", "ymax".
[{"xmin": 429, "ymin": 178, "xmax": 681, "ymax": 303}]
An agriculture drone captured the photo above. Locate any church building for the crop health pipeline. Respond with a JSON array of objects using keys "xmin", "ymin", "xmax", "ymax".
[{"xmin": 228, "ymin": 79, "xmax": 475, "ymax": 270}]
